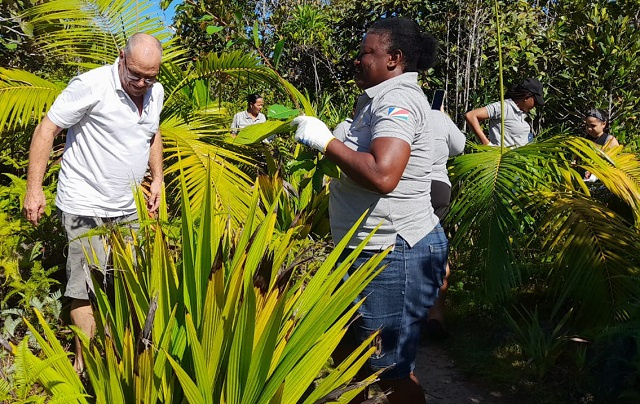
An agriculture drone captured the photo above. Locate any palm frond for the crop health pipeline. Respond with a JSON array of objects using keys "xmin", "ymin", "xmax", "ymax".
[
  {"xmin": 0, "ymin": 68, "xmax": 64, "ymax": 132},
  {"xmin": 448, "ymin": 145, "xmax": 532, "ymax": 299},
  {"xmin": 156, "ymin": 54, "xmax": 313, "ymax": 218},
  {"xmin": 20, "ymin": 311, "xmax": 88, "ymax": 400},
  {"xmin": 0, "ymin": 377, "xmax": 10, "ymax": 401},
  {"xmin": 449, "ymin": 133, "xmax": 640, "ymax": 319},
  {"xmin": 161, "ymin": 115, "xmax": 258, "ymax": 224},
  {"xmin": 536, "ymin": 191, "xmax": 640, "ymax": 325},
  {"xmin": 23, "ymin": 0, "xmax": 183, "ymax": 67},
  {"xmin": 163, "ymin": 51, "xmax": 313, "ymax": 116},
  {"xmin": 566, "ymin": 136, "xmax": 640, "ymax": 225}
]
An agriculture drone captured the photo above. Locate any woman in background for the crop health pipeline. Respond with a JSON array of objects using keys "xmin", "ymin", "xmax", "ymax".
[
  {"xmin": 465, "ymin": 78, "xmax": 544, "ymax": 147},
  {"xmin": 584, "ymin": 108, "xmax": 618, "ymax": 148},
  {"xmin": 581, "ymin": 108, "xmax": 619, "ymax": 182},
  {"xmin": 424, "ymin": 110, "xmax": 466, "ymax": 339},
  {"xmin": 231, "ymin": 93, "xmax": 266, "ymax": 133}
]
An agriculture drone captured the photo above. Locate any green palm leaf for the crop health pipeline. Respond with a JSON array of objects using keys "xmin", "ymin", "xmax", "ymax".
[
  {"xmin": 448, "ymin": 145, "xmax": 530, "ymax": 299},
  {"xmin": 449, "ymin": 134, "xmax": 640, "ymax": 323},
  {"xmin": 241, "ymin": 291, "xmax": 286, "ymax": 403},
  {"xmin": 23, "ymin": 0, "xmax": 182, "ymax": 68},
  {"xmin": 537, "ymin": 191, "xmax": 640, "ymax": 325},
  {"xmin": 566, "ymin": 136, "xmax": 640, "ymax": 224},
  {"xmin": 161, "ymin": 115, "xmax": 257, "ymax": 224},
  {"xmin": 184, "ymin": 314, "xmax": 214, "ymax": 404},
  {"xmin": 162, "ymin": 51, "xmax": 313, "ymax": 116},
  {"xmin": 0, "ymin": 68, "xmax": 64, "ymax": 133},
  {"xmin": 20, "ymin": 311, "xmax": 88, "ymax": 401},
  {"xmin": 231, "ymin": 121, "xmax": 294, "ymax": 145},
  {"xmin": 164, "ymin": 353, "xmax": 207, "ymax": 404}
]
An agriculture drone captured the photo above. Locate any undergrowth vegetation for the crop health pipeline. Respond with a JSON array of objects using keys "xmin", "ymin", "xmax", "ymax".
[{"xmin": 1, "ymin": 0, "xmax": 640, "ymax": 402}]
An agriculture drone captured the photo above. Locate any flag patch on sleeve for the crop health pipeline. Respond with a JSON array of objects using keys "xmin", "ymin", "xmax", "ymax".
[{"xmin": 387, "ymin": 107, "xmax": 410, "ymax": 121}]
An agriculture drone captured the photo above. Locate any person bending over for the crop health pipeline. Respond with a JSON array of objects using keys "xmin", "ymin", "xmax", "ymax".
[
  {"xmin": 465, "ymin": 78, "xmax": 544, "ymax": 148},
  {"xmin": 23, "ymin": 33, "xmax": 164, "ymax": 374}
]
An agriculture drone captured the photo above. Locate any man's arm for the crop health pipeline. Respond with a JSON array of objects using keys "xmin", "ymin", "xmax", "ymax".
[
  {"xmin": 24, "ymin": 116, "xmax": 63, "ymax": 226},
  {"xmin": 147, "ymin": 130, "xmax": 163, "ymax": 213},
  {"xmin": 465, "ymin": 107, "xmax": 491, "ymax": 145}
]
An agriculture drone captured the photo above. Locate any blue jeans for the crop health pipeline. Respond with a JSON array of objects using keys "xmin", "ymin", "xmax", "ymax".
[{"xmin": 340, "ymin": 224, "xmax": 448, "ymax": 379}]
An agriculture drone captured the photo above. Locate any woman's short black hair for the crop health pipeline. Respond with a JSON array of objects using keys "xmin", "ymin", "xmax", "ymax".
[
  {"xmin": 247, "ymin": 93, "xmax": 262, "ymax": 106},
  {"xmin": 367, "ymin": 17, "xmax": 438, "ymax": 73}
]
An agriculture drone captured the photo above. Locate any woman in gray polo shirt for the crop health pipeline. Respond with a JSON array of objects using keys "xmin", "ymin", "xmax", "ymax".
[
  {"xmin": 465, "ymin": 78, "xmax": 544, "ymax": 148},
  {"xmin": 231, "ymin": 93, "xmax": 266, "ymax": 133},
  {"xmin": 292, "ymin": 17, "xmax": 445, "ymax": 403}
]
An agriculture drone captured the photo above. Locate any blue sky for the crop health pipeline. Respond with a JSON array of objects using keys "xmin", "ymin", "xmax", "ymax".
[{"xmin": 150, "ymin": 0, "xmax": 180, "ymax": 28}]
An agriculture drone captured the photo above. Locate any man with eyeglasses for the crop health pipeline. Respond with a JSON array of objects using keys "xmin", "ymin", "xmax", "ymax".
[{"xmin": 23, "ymin": 33, "xmax": 164, "ymax": 375}]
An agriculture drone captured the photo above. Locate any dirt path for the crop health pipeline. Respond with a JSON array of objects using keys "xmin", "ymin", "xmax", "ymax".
[{"xmin": 413, "ymin": 341, "xmax": 506, "ymax": 403}]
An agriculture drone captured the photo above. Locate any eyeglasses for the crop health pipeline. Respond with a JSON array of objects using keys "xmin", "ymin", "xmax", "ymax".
[{"xmin": 121, "ymin": 55, "xmax": 157, "ymax": 85}]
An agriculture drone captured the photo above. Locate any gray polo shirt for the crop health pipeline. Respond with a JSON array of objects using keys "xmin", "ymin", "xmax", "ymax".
[
  {"xmin": 231, "ymin": 110, "xmax": 266, "ymax": 130},
  {"xmin": 332, "ymin": 118, "xmax": 353, "ymax": 141},
  {"xmin": 329, "ymin": 73, "xmax": 439, "ymax": 250},
  {"xmin": 486, "ymin": 98, "xmax": 531, "ymax": 147},
  {"xmin": 430, "ymin": 111, "xmax": 466, "ymax": 186}
]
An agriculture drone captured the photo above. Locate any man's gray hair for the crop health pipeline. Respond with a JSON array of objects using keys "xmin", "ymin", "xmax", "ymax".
[{"xmin": 123, "ymin": 33, "xmax": 163, "ymax": 56}]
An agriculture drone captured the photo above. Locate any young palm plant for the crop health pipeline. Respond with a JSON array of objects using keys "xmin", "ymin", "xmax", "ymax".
[
  {"xmin": 16, "ymin": 164, "xmax": 386, "ymax": 402},
  {"xmin": 159, "ymin": 51, "xmax": 314, "ymax": 225},
  {"xmin": 448, "ymin": 133, "xmax": 640, "ymax": 327}
]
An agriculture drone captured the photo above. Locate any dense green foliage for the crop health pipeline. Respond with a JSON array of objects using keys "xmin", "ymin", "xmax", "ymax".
[
  {"xmin": 1, "ymin": 0, "xmax": 640, "ymax": 402},
  {"xmin": 171, "ymin": 0, "xmax": 640, "ymax": 143}
]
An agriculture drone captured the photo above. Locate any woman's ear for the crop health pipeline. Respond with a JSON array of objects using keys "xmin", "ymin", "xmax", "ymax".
[{"xmin": 388, "ymin": 49, "xmax": 402, "ymax": 68}]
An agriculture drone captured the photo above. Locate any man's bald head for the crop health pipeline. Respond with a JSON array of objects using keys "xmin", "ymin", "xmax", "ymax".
[
  {"xmin": 118, "ymin": 33, "xmax": 162, "ymax": 98},
  {"xmin": 123, "ymin": 33, "xmax": 162, "ymax": 62}
]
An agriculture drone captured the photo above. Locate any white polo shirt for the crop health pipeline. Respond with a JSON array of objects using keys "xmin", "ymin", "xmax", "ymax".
[{"xmin": 48, "ymin": 58, "xmax": 164, "ymax": 217}]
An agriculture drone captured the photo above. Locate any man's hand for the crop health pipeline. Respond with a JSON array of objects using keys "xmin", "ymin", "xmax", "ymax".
[
  {"xmin": 291, "ymin": 116, "xmax": 335, "ymax": 152},
  {"xmin": 23, "ymin": 117, "xmax": 62, "ymax": 226},
  {"xmin": 147, "ymin": 178, "xmax": 163, "ymax": 213},
  {"xmin": 24, "ymin": 187, "xmax": 46, "ymax": 226}
]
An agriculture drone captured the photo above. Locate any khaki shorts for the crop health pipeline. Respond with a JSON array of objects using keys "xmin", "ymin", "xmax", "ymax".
[{"xmin": 58, "ymin": 210, "xmax": 138, "ymax": 300}]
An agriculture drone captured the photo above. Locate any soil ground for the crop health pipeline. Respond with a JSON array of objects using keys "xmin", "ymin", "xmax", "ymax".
[{"xmin": 414, "ymin": 339, "xmax": 515, "ymax": 403}]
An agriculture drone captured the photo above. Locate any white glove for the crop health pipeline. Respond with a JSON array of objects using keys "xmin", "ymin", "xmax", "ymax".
[
  {"xmin": 583, "ymin": 173, "xmax": 599, "ymax": 183},
  {"xmin": 291, "ymin": 116, "xmax": 335, "ymax": 152}
]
